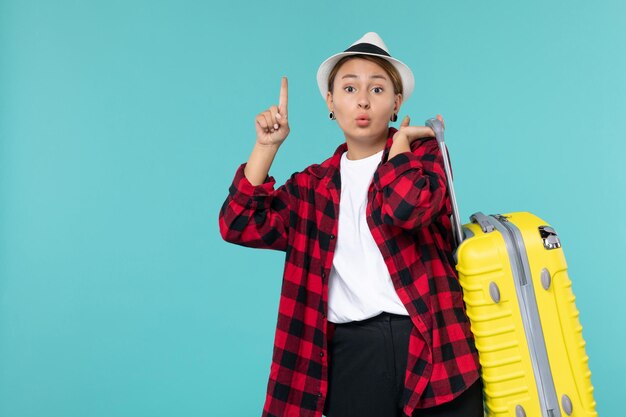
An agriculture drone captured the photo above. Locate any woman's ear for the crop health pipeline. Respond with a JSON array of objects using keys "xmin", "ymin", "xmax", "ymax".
[
  {"xmin": 393, "ymin": 93, "xmax": 403, "ymax": 114},
  {"xmin": 326, "ymin": 91, "xmax": 333, "ymax": 112}
]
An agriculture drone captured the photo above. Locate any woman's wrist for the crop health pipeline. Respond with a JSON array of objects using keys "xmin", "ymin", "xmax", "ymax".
[
  {"xmin": 253, "ymin": 141, "xmax": 282, "ymax": 154},
  {"xmin": 388, "ymin": 133, "xmax": 411, "ymax": 160},
  {"xmin": 245, "ymin": 142, "xmax": 281, "ymax": 186}
]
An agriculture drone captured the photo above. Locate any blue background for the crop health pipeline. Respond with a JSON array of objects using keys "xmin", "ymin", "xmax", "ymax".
[{"xmin": 1, "ymin": 1, "xmax": 624, "ymax": 416}]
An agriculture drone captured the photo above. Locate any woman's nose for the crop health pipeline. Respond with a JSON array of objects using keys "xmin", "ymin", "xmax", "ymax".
[
  {"xmin": 357, "ymin": 93, "xmax": 370, "ymax": 109},
  {"xmin": 357, "ymin": 94, "xmax": 370, "ymax": 109}
]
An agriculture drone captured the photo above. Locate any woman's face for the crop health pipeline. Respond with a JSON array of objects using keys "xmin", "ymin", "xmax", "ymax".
[{"xmin": 326, "ymin": 58, "xmax": 402, "ymax": 144}]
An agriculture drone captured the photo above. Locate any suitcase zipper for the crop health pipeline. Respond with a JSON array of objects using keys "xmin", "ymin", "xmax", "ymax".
[{"xmin": 491, "ymin": 215, "xmax": 561, "ymax": 417}]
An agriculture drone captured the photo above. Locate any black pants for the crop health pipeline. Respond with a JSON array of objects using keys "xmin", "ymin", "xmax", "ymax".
[{"xmin": 323, "ymin": 312, "xmax": 484, "ymax": 417}]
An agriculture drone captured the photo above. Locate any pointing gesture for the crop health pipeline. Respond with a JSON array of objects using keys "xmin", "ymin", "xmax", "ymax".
[
  {"xmin": 279, "ymin": 76, "xmax": 288, "ymax": 119},
  {"xmin": 256, "ymin": 77, "xmax": 290, "ymax": 147}
]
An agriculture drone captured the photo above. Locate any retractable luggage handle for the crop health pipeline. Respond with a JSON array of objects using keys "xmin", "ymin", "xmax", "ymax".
[
  {"xmin": 425, "ymin": 118, "xmax": 465, "ymax": 248},
  {"xmin": 425, "ymin": 118, "xmax": 494, "ymax": 248}
]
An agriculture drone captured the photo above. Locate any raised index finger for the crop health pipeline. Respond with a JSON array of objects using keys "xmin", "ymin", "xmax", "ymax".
[{"xmin": 279, "ymin": 76, "xmax": 288, "ymax": 117}]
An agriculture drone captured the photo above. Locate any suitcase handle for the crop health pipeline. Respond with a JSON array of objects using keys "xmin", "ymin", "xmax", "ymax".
[
  {"xmin": 470, "ymin": 212, "xmax": 495, "ymax": 233},
  {"xmin": 425, "ymin": 118, "xmax": 465, "ymax": 248}
]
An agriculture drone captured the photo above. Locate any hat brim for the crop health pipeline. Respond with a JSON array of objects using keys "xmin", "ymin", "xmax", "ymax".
[{"xmin": 316, "ymin": 51, "xmax": 415, "ymax": 102}]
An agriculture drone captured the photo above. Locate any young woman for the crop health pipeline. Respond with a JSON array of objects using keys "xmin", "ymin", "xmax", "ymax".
[{"xmin": 219, "ymin": 32, "xmax": 484, "ymax": 417}]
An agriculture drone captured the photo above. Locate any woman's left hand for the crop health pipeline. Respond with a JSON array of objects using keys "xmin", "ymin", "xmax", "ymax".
[{"xmin": 393, "ymin": 114, "xmax": 445, "ymax": 144}]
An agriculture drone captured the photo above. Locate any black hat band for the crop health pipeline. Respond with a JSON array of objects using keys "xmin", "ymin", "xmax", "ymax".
[{"xmin": 344, "ymin": 42, "xmax": 390, "ymax": 57}]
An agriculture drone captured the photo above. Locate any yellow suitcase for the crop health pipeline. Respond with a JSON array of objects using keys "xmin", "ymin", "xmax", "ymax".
[{"xmin": 426, "ymin": 119, "xmax": 597, "ymax": 417}]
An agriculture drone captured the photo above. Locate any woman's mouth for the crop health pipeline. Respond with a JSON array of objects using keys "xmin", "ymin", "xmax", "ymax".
[{"xmin": 355, "ymin": 116, "xmax": 371, "ymax": 127}]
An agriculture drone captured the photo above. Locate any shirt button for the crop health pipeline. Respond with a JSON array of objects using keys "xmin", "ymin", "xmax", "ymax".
[
  {"xmin": 318, "ymin": 392, "xmax": 322, "ymax": 398},
  {"xmin": 330, "ymin": 234, "xmax": 335, "ymax": 239},
  {"xmin": 320, "ymin": 351, "xmax": 324, "ymax": 357},
  {"xmin": 321, "ymin": 271, "xmax": 326, "ymax": 279}
]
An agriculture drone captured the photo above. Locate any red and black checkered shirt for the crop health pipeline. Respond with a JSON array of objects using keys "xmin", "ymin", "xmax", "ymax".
[{"xmin": 219, "ymin": 127, "xmax": 480, "ymax": 417}]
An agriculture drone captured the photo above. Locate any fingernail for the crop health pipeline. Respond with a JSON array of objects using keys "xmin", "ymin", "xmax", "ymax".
[
  {"xmin": 276, "ymin": 113, "xmax": 282, "ymax": 120},
  {"xmin": 274, "ymin": 124, "xmax": 279, "ymax": 130}
]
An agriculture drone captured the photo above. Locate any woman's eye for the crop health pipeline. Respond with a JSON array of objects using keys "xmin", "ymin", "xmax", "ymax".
[
  {"xmin": 372, "ymin": 87, "xmax": 383, "ymax": 93},
  {"xmin": 344, "ymin": 86, "xmax": 355, "ymax": 93}
]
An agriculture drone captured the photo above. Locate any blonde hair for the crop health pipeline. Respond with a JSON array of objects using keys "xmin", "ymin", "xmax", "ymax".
[{"xmin": 327, "ymin": 54, "xmax": 403, "ymax": 96}]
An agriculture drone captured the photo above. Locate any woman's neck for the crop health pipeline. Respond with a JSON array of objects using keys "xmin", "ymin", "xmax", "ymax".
[{"xmin": 344, "ymin": 131, "xmax": 388, "ymax": 160}]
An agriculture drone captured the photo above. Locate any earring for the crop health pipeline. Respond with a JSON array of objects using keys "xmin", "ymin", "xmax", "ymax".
[
  {"xmin": 390, "ymin": 113, "xmax": 398, "ymax": 122},
  {"xmin": 329, "ymin": 111, "xmax": 336, "ymax": 120}
]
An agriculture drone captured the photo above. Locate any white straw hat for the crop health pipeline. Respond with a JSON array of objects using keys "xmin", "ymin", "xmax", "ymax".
[{"xmin": 316, "ymin": 32, "xmax": 415, "ymax": 102}]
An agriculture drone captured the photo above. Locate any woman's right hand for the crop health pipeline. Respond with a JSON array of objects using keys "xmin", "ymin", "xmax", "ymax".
[{"xmin": 255, "ymin": 77, "xmax": 290, "ymax": 147}]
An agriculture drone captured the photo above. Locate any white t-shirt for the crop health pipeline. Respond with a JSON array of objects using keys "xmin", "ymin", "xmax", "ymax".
[{"xmin": 327, "ymin": 149, "xmax": 409, "ymax": 323}]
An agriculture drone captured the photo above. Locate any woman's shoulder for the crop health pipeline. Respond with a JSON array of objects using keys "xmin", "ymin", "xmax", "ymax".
[
  {"xmin": 307, "ymin": 147, "xmax": 347, "ymax": 179},
  {"xmin": 409, "ymin": 136, "xmax": 439, "ymax": 154},
  {"xmin": 302, "ymin": 158, "xmax": 332, "ymax": 179},
  {"xmin": 294, "ymin": 143, "xmax": 346, "ymax": 181},
  {"xmin": 274, "ymin": 160, "xmax": 329, "ymax": 202}
]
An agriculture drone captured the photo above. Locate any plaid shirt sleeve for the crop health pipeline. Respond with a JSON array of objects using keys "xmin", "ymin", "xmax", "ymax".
[
  {"xmin": 373, "ymin": 137, "xmax": 448, "ymax": 231},
  {"xmin": 218, "ymin": 162, "xmax": 292, "ymax": 251}
]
